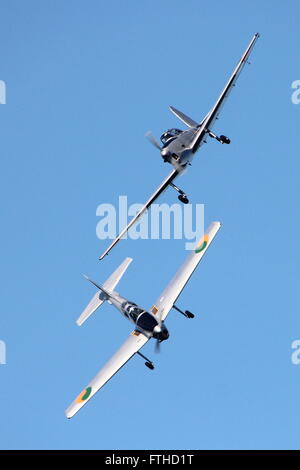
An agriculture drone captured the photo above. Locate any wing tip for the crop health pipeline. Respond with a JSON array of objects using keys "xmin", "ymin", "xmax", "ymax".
[
  {"xmin": 65, "ymin": 403, "xmax": 80, "ymax": 419},
  {"xmin": 65, "ymin": 409, "xmax": 73, "ymax": 419},
  {"xmin": 209, "ymin": 220, "xmax": 221, "ymax": 230}
]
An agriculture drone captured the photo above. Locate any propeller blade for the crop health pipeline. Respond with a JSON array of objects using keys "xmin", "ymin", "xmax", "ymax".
[
  {"xmin": 145, "ymin": 131, "xmax": 161, "ymax": 150},
  {"xmin": 155, "ymin": 339, "xmax": 161, "ymax": 353}
]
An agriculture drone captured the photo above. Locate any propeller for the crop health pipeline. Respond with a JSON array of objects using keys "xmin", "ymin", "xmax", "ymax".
[
  {"xmin": 145, "ymin": 131, "xmax": 161, "ymax": 150},
  {"xmin": 153, "ymin": 321, "xmax": 169, "ymax": 353}
]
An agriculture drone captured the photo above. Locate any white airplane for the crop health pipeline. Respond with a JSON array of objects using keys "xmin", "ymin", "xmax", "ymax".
[
  {"xmin": 99, "ymin": 33, "xmax": 259, "ymax": 260},
  {"xmin": 66, "ymin": 221, "xmax": 220, "ymax": 418}
]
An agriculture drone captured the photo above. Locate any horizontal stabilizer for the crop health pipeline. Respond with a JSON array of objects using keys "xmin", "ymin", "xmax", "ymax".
[
  {"xmin": 76, "ymin": 290, "xmax": 107, "ymax": 326},
  {"xmin": 169, "ymin": 106, "xmax": 198, "ymax": 127},
  {"xmin": 76, "ymin": 258, "xmax": 132, "ymax": 326},
  {"xmin": 103, "ymin": 257, "xmax": 133, "ymax": 291}
]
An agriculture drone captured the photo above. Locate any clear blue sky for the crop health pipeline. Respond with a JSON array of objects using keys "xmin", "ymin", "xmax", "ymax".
[{"xmin": 0, "ymin": 0, "xmax": 299, "ymax": 450}]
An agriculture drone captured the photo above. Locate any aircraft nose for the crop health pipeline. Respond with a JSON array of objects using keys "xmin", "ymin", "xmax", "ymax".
[
  {"xmin": 161, "ymin": 148, "xmax": 171, "ymax": 163},
  {"xmin": 160, "ymin": 324, "xmax": 169, "ymax": 340},
  {"xmin": 163, "ymin": 329, "xmax": 169, "ymax": 340},
  {"xmin": 153, "ymin": 324, "xmax": 169, "ymax": 341},
  {"xmin": 153, "ymin": 325, "xmax": 161, "ymax": 335}
]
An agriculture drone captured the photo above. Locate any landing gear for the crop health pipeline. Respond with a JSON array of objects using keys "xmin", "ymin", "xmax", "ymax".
[
  {"xmin": 208, "ymin": 130, "xmax": 231, "ymax": 144},
  {"xmin": 219, "ymin": 135, "xmax": 231, "ymax": 144},
  {"xmin": 173, "ymin": 304, "xmax": 195, "ymax": 319},
  {"xmin": 169, "ymin": 182, "xmax": 189, "ymax": 204},
  {"xmin": 185, "ymin": 310, "xmax": 195, "ymax": 319},
  {"xmin": 178, "ymin": 194, "xmax": 189, "ymax": 204},
  {"xmin": 137, "ymin": 351, "xmax": 155, "ymax": 370},
  {"xmin": 145, "ymin": 361, "xmax": 154, "ymax": 370}
]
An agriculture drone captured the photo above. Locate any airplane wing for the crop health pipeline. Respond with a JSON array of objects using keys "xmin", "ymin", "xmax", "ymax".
[
  {"xmin": 190, "ymin": 33, "xmax": 260, "ymax": 152},
  {"xmin": 65, "ymin": 330, "xmax": 149, "ymax": 418},
  {"xmin": 99, "ymin": 169, "xmax": 178, "ymax": 259},
  {"xmin": 150, "ymin": 222, "xmax": 221, "ymax": 322}
]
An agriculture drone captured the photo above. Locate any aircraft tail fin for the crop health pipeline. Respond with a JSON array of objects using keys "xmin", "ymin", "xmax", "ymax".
[{"xmin": 76, "ymin": 258, "xmax": 133, "ymax": 326}]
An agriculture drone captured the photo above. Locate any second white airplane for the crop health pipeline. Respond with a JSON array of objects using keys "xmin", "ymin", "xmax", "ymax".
[{"xmin": 66, "ymin": 221, "xmax": 220, "ymax": 418}]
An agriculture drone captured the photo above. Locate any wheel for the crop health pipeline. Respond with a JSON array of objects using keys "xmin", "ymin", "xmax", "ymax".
[
  {"xmin": 145, "ymin": 361, "xmax": 154, "ymax": 370},
  {"xmin": 185, "ymin": 310, "xmax": 195, "ymax": 318},
  {"xmin": 219, "ymin": 135, "xmax": 231, "ymax": 144},
  {"xmin": 178, "ymin": 194, "xmax": 189, "ymax": 204}
]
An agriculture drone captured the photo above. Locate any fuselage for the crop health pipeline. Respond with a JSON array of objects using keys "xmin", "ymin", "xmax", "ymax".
[
  {"xmin": 108, "ymin": 292, "xmax": 169, "ymax": 342},
  {"xmin": 160, "ymin": 127, "xmax": 205, "ymax": 171}
]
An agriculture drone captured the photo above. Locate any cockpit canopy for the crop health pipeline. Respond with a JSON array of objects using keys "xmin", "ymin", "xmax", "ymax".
[
  {"xmin": 123, "ymin": 302, "xmax": 144, "ymax": 322},
  {"xmin": 160, "ymin": 128, "xmax": 182, "ymax": 145},
  {"xmin": 122, "ymin": 301, "xmax": 159, "ymax": 332}
]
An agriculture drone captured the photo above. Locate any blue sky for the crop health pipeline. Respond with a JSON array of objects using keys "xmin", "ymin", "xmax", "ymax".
[{"xmin": 0, "ymin": 0, "xmax": 299, "ymax": 450}]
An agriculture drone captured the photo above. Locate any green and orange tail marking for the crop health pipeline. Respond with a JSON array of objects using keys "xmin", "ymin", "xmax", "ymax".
[{"xmin": 195, "ymin": 234, "xmax": 209, "ymax": 253}]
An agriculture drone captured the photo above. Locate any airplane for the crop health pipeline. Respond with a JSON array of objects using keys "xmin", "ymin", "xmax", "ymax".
[
  {"xmin": 65, "ymin": 221, "xmax": 220, "ymax": 418},
  {"xmin": 99, "ymin": 33, "xmax": 259, "ymax": 260}
]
